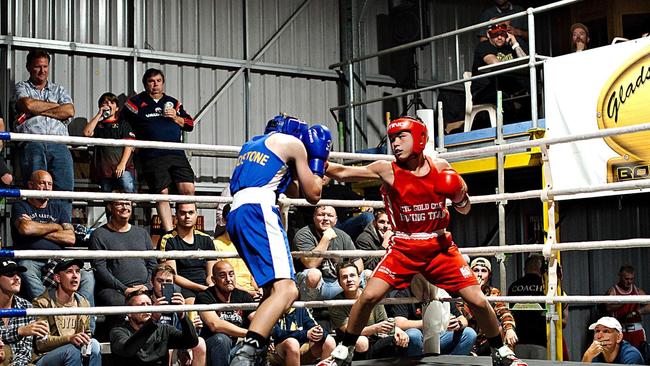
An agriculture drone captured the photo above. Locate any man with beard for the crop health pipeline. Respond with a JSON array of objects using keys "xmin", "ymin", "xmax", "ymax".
[
  {"xmin": 606, "ymin": 265, "xmax": 650, "ymax": 348},
  {"xmin": 32, "ymin": 259, "xmax": 100, "ymax": 366},
  {"xmin": 0, "ymin": 260, "xmax": 50, "ymax": 366},
  {"xmin": 110, "ymin": 290, "xmax": 198, "ymax": 366},
  {"xmin": 195, "ymin": 261, "xmax": 255, "ymax": 366},
  {"xmin": 570, "ymin": 23, "xmax": 590, "ymax": 52},
  {"xmin": 355, "ymin": 209, "xmax": 392, "ymax": 271}
]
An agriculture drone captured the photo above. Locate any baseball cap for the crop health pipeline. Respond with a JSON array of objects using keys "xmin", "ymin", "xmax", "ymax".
[
  {"xmin": 54, "ymin": 259, "xmax": 85, "ymax": 273},
  {"xmin": 470, "ymin": 257, "xmax": 492, "ymax": 272},
  {"xmin": 0, "ymin": 260, "xmax": 27, "ymax": 276},
  {"xmin": 589, "ymin": 317, "xmax": 622, "ymax": 333}
]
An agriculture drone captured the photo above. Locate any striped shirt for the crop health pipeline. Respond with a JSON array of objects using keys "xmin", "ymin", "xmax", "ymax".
[{"xmin": 0, "ymin": 296, "xmax": 36, "ymax": 366}]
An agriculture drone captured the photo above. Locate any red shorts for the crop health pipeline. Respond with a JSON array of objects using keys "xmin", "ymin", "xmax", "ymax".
[{"xmin": 371, "ymin": 236, "xmax": 477, "ymax": 293}]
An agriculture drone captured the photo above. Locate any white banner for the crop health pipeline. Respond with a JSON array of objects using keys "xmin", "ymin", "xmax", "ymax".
[{"xmin": 544, "ymin": 37, "xmax": 650, "ymax": 200}]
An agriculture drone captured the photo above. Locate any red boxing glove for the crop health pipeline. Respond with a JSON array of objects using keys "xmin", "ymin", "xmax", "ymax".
[{"xmin": 435, "ymin": 168, "xmax": 466, "ymax": 203}]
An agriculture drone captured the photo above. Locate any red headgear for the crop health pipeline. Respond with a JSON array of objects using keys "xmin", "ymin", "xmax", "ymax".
[{"xmin": 386, "ymin": 117, "xmax": 428, "ymax": 155}]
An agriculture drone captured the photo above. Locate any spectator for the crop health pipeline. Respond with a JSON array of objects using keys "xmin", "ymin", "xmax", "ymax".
[
  {"xmin": 581, "ymin": 317, "xmax": 643, "ymax": 364},
  {"xmin": 507, "ymin": 255, "xmax": 546, "ymax": 359},
  {"xmin": 0, "ymin": 260, "xmax": 50, "ymax": 366},
  {"xmin": 89, "ymin": 198, "xmax": 157, "ymax": 309},
  {"xmin": 14, "ymin": 49, "xmax": 75, "ymax": 216},
  {"xmin": 329, "ymin": 262, "xmax": 413, "ymax": 360},
  {"xmin": 150, "ymin": 264, "xmax": 206, "ymax": 366},
  {"xmin": 195, "ymin": 261, "xmax": 255, "ymax": 366},
  {"xmin": 0, "ymin": 110, "xmax": 13, "ymax": 186},
  {"xmin": 83, "ymin": 92, "xmax": 136, "ymax": 193},
  {"xmin": 213, "ymin": 204, "xmax": 261, "ymax": 299},
  {"xmin": 355, "ymin": 209, "xmax": 392, "ymax": 272},
  {"xmin": 605, "ymin": 265, "xmax": 650, "ymax": 348},
  {"xmin": 32, "ymin": 259, "xmax": 101, "ymax": 366},
  {"xmin": 294, "ymin": 205, "xmax": 363, "ymax": 300},
  {"xmin": 269, "ymin": 307, "xmax": 336, "ymax": 366},
  {"xmin": 110, "ymin": 290, "xmax": 199, "ymax": 366},
  {"xmin": 385, "ymin": 287, "xmax": 475, "ymax": 356},
  {"xmin": 571, "ymin": 23, "xmax": 590, "ymax": 52},
  {"xmin": 477, "ymin": 0, "xmax": 528, "ymax": 41},
  {"xmin": 461, "ymin": 257, "xmax": 517, "ymax": 355},
  {"xmin": 471, "ymin": 21, "xmax": 529, "ymax": 124},
  {"xmin": 11, "ymin": 170, "xmax": 94, "ymax": 302},
  {"xmin": 159, "ymin": 202, "xmax": 217, "ymax": 303},
  {"xmin": 121, "ymin": 68, "xmax": 195, "ymax": 233}
]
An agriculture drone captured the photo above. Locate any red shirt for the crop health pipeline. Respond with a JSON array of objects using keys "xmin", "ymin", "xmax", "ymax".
[{"xmin": 381, "ymin": 157, "xmax": 450, "ymax": 235}]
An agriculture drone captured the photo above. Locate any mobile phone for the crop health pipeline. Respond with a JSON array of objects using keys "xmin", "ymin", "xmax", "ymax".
[{"xmin": 162, "ymin": 283, "xmax": 174, "ymax": 304}]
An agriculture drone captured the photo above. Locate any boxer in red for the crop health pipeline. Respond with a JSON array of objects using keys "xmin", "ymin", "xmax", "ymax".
[{"xmin": 319, "ymin": 116, "xmax": 526, "ymax": 366}]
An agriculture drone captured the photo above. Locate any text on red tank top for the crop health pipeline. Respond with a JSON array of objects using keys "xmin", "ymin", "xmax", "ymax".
[{"xmin": 381, "ymin": 157, "xmax": 450, "ymax": 234}]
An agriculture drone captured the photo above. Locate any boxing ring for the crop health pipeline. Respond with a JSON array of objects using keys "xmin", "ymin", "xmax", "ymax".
[{"xmin": 0, "ymin": 117, "xmax": 649, "ymax": 366}]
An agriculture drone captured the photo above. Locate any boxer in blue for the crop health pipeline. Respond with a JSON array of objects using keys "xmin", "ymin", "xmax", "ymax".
[{"xmin": 228, "ymin": 114, "xmax": 332, "ymax": 365}]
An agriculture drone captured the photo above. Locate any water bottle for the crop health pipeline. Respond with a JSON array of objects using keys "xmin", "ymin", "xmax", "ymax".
[
  {"xmin": 164, "ymin": 101, "xmax": 174, "ymax": 115},
  {"xmin": 387, "ymin": 317, "xmax": 396, "ymax": 337}
]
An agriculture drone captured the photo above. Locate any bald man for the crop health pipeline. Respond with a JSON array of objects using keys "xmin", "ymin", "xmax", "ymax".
[
  {"xmin": 11, "ymin": 170, "xmax": 95, "ymax": 303},
  {"xmin": 195, "ymin": 261, "xmax": 256, "ymax": 366}
]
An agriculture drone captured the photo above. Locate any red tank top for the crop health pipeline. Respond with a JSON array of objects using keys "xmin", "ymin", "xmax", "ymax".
[
  {"xmin": 381, "ymin": 157, "xmax": 450, "ymax": 234},
  {"xmin": 612, "ymin": 284, "xmax": 642, "ymax": 323}
]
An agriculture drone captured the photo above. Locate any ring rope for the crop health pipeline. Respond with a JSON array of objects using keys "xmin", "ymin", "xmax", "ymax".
[
  {"xmin": 3, "ymin": 122, "xmax": 650, "ymax": 163},
  {"xmin": 3, "ymin": 238, "xmax": 650, "ymax": 261},
  {"xmin": 3, "ymin": 176, "xmax": 650, "ymax": 208},
  {"xmin": 1, "ymin": 294, "xmax": 648, "ymax": 318}
]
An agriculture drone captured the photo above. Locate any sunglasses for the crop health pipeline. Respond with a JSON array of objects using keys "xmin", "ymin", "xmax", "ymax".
[{"xmin": 487, "ymin": 23, "xmax": 508, "ymax": 38}]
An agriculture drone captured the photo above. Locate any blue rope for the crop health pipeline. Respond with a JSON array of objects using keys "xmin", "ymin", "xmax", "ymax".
[
  {"xmin": 0, "ymin": 308, "xmax": 27, "ymax": 317},
  {"xmin": 0, "ymin": 188, "xmax": 20, "ymax": 198}
]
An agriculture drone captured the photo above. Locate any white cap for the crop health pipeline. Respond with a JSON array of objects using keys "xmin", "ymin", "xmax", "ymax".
[{"xmin": 588, "ymin": 317, "xmax": 622, "ymax": 333}]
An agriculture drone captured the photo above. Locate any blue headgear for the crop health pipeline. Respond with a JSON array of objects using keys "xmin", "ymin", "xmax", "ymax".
[{"xmin": 265, "ymin": 114, "xmax": 308, "ymax": 139}]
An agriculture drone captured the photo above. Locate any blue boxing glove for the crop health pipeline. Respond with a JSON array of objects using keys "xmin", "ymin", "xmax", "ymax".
[{"xmin": 301, "ymin": 124, "xmax": 332, "ymax": 177}]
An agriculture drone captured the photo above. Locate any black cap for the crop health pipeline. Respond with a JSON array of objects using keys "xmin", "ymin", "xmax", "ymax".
[
  {"xmin": 0, "ymin": 260, "xmax": 27, "ymax": 276},
  {"xmin": 54, "ymin": 259, "xmax": 85, "ymax": 273}
]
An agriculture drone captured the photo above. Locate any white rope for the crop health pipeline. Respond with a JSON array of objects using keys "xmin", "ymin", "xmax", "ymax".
[
  {"xmin": 16, "ymin": 294, "xmax": 650, "ymax": 317},
  {"xmin": 6, "ymin": 133, "xmax": 390, "ymax": 162},
  {"xmin": 8, "ymin": 121, "xmax": 650, "ymax": 163},
  {"xmin": 20, "ymin": 297, "xmax": 419, "ymax": 317},
  {"xmin": 439, "ymin": 121, "xmax": 650, "ymax": 160},
  {"xmin": 7, "ymin": 239, "xmax": 650, "ymax": 260}
]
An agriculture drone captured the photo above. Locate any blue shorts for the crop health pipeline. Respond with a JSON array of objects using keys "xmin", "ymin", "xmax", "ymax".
[{"xmin": 226, "ymin": 203, "xmax": 295, "ymax": 287}]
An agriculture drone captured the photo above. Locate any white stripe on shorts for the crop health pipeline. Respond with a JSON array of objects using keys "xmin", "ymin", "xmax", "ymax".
[{"xmin": 262, "ymin": 204, "xmax": 292, "ymax": 279}]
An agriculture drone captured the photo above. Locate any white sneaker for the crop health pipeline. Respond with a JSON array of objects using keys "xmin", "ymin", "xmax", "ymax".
[
  {"xmin": 316, "ymin": 344, "xmax": 354, "ymax": 366},
  {"xmin": 492, "ymin": 345, "xmax": 527, "ymax": 366}
]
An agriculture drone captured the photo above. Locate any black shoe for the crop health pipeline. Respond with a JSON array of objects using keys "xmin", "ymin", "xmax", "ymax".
[{"xmin": 230, "ymin": 343, "xmax": 267, "ymax": 366}]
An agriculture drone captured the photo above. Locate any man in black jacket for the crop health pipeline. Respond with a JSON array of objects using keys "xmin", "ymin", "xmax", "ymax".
[{"xmin": 110, "ymin": 290, "xmax": 198, "ymax": 365}]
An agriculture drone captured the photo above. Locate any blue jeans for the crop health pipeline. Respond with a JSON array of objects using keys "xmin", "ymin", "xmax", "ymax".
[
  {"xmin": 205, "ymin": 333, "xmax": 233, "ymax": 366},
  {"xmin": 35, "ymin": 339, "xmax": 101, "ymax": 366},
  {"xmin": 18, "ymin": 259, "xmax": 96, "ymax": 332},
  {"xmin": 440, "ymin": 327, "xmax": 477, "ymax": 355},
  {"xmin": 336, "ymin": 212, "xmax": 373, "ymax": 241},
  {"xmin": 99, "ymin": 170, "xmax": 135, "ymax": 193},
  {"xmin": 20, "ymin": 142, "xmax": 74, "ymax": 216},
  {"xmin": 405, "ymin": 328, "xmax": 424, "ymax": 357}
]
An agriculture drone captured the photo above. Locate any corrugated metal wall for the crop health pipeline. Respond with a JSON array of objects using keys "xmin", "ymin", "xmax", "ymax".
[{"xmin": 5, "ymin": 0, "xmax": 344, "ymax": 181}]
